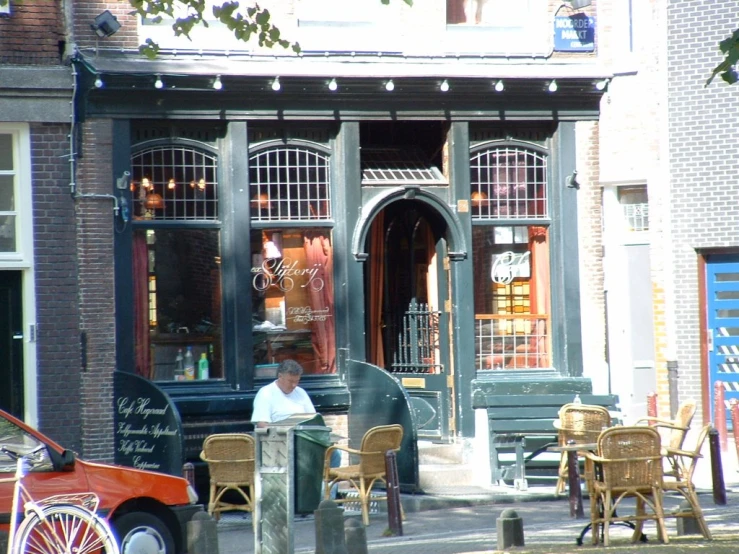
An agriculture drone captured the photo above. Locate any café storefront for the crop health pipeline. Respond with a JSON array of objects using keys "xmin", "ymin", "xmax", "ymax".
[{"xmin": 75, "ymin": 56, "xmax": 603, "ymax": 489}]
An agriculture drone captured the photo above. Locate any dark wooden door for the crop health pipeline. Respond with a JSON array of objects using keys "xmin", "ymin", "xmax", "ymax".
[{"xmin": 0, "ymin": 271, "xmax": 23, "ymax": 417}]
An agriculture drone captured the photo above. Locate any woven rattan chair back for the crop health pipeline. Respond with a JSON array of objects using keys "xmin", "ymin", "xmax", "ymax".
[
  {"xmin": 667, "ymin": 400, "xmax": 697, "ymax": 450},
  {"xmin": 202, "ymin": 433, "xmax": 255, "ymax": 483},
  {"xmin": 598, "ymin": 426, "xmax": 663, "ymax": 489},
  {"xmin": 558, "ymin": 403, "xmax": 611, "ymax": 446},
  {"xmin": 359, "ymin": 424, "xmax": 404, "ymax": 476}
]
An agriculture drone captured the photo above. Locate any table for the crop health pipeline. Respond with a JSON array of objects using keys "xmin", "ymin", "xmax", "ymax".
[{"xmin": 547, "ymin": 442, "xmax": 595, "ymax": 520}]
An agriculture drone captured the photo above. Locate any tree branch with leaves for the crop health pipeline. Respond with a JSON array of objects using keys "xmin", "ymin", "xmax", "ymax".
[{"xmin": 707, "ymin": 29, "xmax": 739, "ymax": 86}]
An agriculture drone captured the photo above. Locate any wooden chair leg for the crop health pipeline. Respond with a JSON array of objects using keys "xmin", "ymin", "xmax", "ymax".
[
  {"xmin": 653, "ymin": 488, "xmax": 669, "ymax": 544},
  {"xmin": 603, "ymin": 490, "xmax": 612, "ymax": 547},
  {"xmin": 360, "ymin": 479, "xmax": 370, "ymax": 527}
]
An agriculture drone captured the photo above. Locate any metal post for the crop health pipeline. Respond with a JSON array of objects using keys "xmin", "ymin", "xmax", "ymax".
[
  {"xmin": 646, "ymin": 392, "xmax": 658, "ymax": 423},
  {"xmin": 714, "ymin": 381, "xmax": 728, "ymax": 452},
  {"xmin": 566, "ymin": 442, "xmax": 584, "ymax": 519},
  {"xmin": 385, "ymin": 450, "xmax": 403, "ymax": 536},
  {"xmin": 182, "ymin": 462, "xmax": 195, "ymax": 488},
  {"xmin": 731, "ymin": 399, "xmax": 739, "ymax": 466},
  {"xmin": 708, "ymin": 427, "xmax": 727, "ymax": 505},
  {"xmin": 666, "ymin": 360, "xmax": 679, "ymax": 419}
]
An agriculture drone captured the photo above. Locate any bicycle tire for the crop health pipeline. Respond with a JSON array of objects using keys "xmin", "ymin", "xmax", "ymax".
[{"xmin": 15, "ymin": 504, "xmax": 120, "ymax": 554}]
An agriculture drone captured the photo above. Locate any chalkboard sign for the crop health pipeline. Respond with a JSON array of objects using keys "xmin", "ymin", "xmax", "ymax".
[{"xmin": 114, "ymin": 370, "xmax": 184, "ymax": 476}]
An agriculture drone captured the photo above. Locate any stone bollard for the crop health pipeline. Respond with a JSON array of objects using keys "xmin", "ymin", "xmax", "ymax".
[
  {"xmin": 344, "ymin": 518, "xmax": 368, "ymax": 554},
  {"xmin": 497, "ymin": 508, "xmax": 524, "ymax": 550},
  {"xmin": 187, "ymin": 511, "xmax": 219, "ymax": 554},
  {"xmin": 315, "ymin": 500, "xmax": 348, "ymax": 554},
  {"xmin": 676, "ymin": 500, "xmax": 701, "ymax": 536}
]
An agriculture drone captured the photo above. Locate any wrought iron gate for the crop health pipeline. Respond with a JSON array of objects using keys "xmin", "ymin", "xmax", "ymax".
[{"xmin": 386, "ymin": 300, "xmax": 443, "ymax": 374}]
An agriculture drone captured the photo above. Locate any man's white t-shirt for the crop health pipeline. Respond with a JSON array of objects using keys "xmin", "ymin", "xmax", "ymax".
[{"xmin": 251, "ymin": 380, "xmax": 316, "ymax": 424}]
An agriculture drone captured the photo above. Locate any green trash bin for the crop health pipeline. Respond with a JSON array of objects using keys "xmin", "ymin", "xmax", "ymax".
[{"xmin": 293, "ymin": 413, "xmax": 332, "ymax": 514}]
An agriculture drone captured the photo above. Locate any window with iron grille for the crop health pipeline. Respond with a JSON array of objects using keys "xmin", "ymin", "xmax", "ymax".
[
  {"xmin": 470, "ymin": 143, "xmax": 551, "ymax": 371},
  {"xmin": 130, "ymin": 146, "xmax": 219, "ymax": 221},
  {"xmin": 470, "ymin": 145, "xmax": 547, "ymax": 220},
  {"xmin": 618, "ymin": 185, "xmax": 649, "ymax": 232},
  {"xmin": 130, "ymin": 143, "xmax": 222, "ymax": 383},
  {"xmin": 249, "ymin": 145, "xmax": 331, "ymax": 222}
]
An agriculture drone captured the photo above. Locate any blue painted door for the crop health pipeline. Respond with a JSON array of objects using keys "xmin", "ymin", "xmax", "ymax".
[{"xmin": 706, "ymin": 254, "xmax": 739, "ymax": 428}]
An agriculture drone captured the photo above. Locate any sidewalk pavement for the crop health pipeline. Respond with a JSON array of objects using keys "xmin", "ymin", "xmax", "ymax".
[{"xmin": 216, "ymin": 449, "xmax": 739, "ymax": 554}]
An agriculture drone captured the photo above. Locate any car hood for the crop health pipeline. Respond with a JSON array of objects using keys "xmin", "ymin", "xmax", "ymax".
[{"xmin": 78, "ymin": 458, "xmax": 193, "ymax": 509}]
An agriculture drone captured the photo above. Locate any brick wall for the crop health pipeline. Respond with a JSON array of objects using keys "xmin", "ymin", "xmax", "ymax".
[
  {"xmin": 0, "ymin": 0, "xmax": 64, "ymax": 65},
  {"xmin": 75, "ymin": 118, "xmax": 117, "ymax": 461},
  {"xmin": 31, "ymin": 123, "xmax": 83, "ymax": 451},
  {"xmin": 668, "ymin": 1, "xmax": 739, "ymax": 425}
]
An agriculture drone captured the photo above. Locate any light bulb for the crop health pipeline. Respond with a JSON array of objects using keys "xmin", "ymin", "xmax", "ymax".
[
  {"xmin": 494, "ymin": 80, "xmax": 504, "ymax": 92},
  {"xmin": 154, "ymin": 75, "xmax": 164, "ymax": 89},
  {"xmin": 213, "ymin": 76, "xmax": 223, "ymax": 90},
  {"xmin": 328, "ymin": 78, "xmax": 338, "ymax": 91},
  {"xmin": 385, "ymin": 80, "xmax": 395, "ymax": 92},
  {"xmin": 548, "ymin": 80, "xmax": 558, "ymax": 93},
  {"xmin": 94, "ymin": 76, "xmax": 103, "ymax": 89},
  {"xmin": 271, "ymin": 77, "xmax": 281, "ymax": 91},
  {"xmin": 440, "ymin": 80, "xmax": 450, "ymax": 92},
  {"xmin": 595, "ymin": 78, "xmax": 609, "ymax": 91}
]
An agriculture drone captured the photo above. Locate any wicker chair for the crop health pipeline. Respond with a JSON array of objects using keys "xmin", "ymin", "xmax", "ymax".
[
  {"xmin": 662, "ymin": 423, "xmax": 712, "ymax": 539},
  {"xmin": 323, "ymin": 424, "xmax": 403, "ymax": 526},
  {"xmin": 200, "ymin": 433, "xmax": 255, "ymax": 521},
  {"xmin": 583, "ymin": 426, "xmax": 668, "ymax": 546},
  {"xmin": 554, "ymin": 403, "xmax": 611, "ymax": 495},
  {"xmin": 635, "ymin": 399, "xmax": 696, "ymax": 479}
]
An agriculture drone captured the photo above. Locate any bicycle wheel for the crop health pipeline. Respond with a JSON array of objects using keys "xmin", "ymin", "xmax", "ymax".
[{"xmin": 15, "ymin": 504, "xmax": 120, "ymax": 554}]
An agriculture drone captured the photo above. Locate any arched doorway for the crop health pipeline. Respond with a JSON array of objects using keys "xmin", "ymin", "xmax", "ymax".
[{"xmin": 365, "ymin": 199, "xmax": 452, "ymax": 440}]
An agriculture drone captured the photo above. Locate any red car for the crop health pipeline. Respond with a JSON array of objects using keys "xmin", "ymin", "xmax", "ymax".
[{"xmin": 0, "ymin": 410, "xmax": 201, "ymax": 554}]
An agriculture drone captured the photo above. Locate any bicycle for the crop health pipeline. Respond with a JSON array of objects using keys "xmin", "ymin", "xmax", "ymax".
[{"xmin": 0, "ymin": 445, "xmax": 120, "ymax": 554}]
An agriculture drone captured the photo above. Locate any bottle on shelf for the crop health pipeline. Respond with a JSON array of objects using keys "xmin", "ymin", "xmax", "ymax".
[
  {"xmin": 573, "ymin": 393, "xmax": 582, "ymax": 405},
  {"xmin": 184, "ymin": 347, "xmax": 195, "ymax": 380},
  {"xmin": 174, "ymin": 349, "xmax": 185, "ymax": 381},
  {"xmin": 198, "ymin": 352, "xmax": 210, "ymax": 380}
]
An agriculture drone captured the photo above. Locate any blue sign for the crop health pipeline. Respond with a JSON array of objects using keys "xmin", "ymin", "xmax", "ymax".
[{"xmin": 554, "ymin": 15, "xmax": 595, "ymax": 52}]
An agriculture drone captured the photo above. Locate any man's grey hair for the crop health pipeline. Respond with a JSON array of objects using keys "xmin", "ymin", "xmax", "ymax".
[{"xmin": 277, "ymin": 359, "xmax": 304, "ymax": 377}]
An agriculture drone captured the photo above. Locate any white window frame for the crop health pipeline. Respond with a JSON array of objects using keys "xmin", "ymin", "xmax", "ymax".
[{"xmin": 0, "ymin": 123, "xmax": 38, "ymax": 427}]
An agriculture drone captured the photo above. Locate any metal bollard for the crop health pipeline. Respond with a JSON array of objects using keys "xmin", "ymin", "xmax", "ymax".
[
  {"xmin": 731, "ymin": 399, "xmax": 739, "ymax": 467},
  {"xmin": 384, "ymin": 450, "xmax": 403, "ymax": 537},
  {"xmin": 714, "ymin": 381, "xmax": 728, "ymax": 452},
  {"xmin": 708, "ymin": 427, "xmax": 727, "ymax": 505},
  {"xmin": 646, "ymin": 392, "xmax": 658, "ymax": 423},
  {"xmin": 182, "ymin": 462, "xmax": 195, "ymax": 488}
]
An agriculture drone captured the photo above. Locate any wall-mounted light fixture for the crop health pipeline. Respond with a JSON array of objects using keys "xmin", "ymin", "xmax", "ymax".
[
  {"xmin": 385, "ymin": 80, "xmax": 395, "ymax": 92},
  {"xmin": 595, "ymin": 78, "xmax": 610, "ymax": 91},
  {"xmin": 212, "ymin": 75, "xmax": 223, "ymax": 90},
  {"xmin": 154, "ymin": 75, "xmax": 164, "ymax": 89},
  {"xmin": 91, "ymin": 10, "xmax": 121, "ymax": 38},
  {"xmin": 566, "ymin": 170, "xmax": 580, "ymax": 189},
  {"xmin": 440, "ymin": 79, "xmax": 450, "ymax": 92},
  {"xmin": 271, "ymin": 77, "xmax": 281, "ymax": 91},
  {"xmin": 548, "ymin": 80, "xmax": 558, "ymax": 93},
  {"xmin": 328, "ymin": 78, "xmax": 338, "ymax": 91},
  {"xmin": 494, "ymin": 80, "xmax": 505, "ymax": 92}
]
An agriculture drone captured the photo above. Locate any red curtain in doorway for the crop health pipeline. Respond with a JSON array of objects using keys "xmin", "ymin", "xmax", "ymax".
[
  {"xmin": 529, "ymin": 226, "xmax": 550, "ymax": 367},
  {"xmin": 368, "ymin": 213, "xmax": 385, "ymax": 368},
  {"xmin": 303, "ymin": 232, "xmax": 336, "ymax": 374},
  {"xmin": 133, "ymin": 233, "xmax": 151, "ymax": 378}
]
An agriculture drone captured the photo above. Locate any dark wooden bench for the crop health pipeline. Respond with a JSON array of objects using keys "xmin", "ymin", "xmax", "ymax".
[{"xmin": 472, "ymin": 392, "xmax": 621, "ymax": 490}]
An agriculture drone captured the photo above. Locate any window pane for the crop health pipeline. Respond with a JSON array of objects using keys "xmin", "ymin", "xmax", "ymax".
[
  {"xmin": 0, "ymin": 175, "xmax": 14, "ymax": 211},
  {"xmin": 471, "ymin": 146, "xmax": 547, "ymax": 220},
  {"xmin": 472, "ymin": 225, "xmax": 550, "ymax": 370},
  {"xmin": 249, "ymin": 146, "xmax": 331, "ymax": 222},
  {"xmin": 0, "ymin": 135, "xmax": 12, "ymax": 171},
  {"xmin": 251, "ymin": 228, "xmax": 336, "ymax": 375},
  {"xmin": 134, "ymin": 229, "xmax": 222, "ymax": 381},
  {"xmin": 0, "ymin": 215, "xmax": 16, "ymax": 252},
  {"xmin": 130, "ymin": 146, "xmax": 219, "ymax": 221}
]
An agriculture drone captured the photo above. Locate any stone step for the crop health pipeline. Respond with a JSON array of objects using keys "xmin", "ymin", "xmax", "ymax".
[
  {"xmin": 418, "ymin": 462, "xmax": 480, "ymax": 489},
  {"xmin": 417, "ymin": 440, "xmax": 467, "ymax": 465}
]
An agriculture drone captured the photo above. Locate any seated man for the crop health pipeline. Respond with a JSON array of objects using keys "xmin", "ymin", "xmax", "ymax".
[{"xmin": 251, "ymin": 359, "xmax": 315, "ymax": 428}]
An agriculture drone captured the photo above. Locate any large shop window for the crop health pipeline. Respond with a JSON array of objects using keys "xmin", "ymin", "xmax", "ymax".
[
  {"xmin": 130, "ymin": 144, "xmax": 222, "ymax": 382},
  {"xmin": 249, "ymin": 145, "xmax": 336, "ymax": 376},
  {"xmin": 471, "ymin": 144, "xmax": 550, "ymax": 370}
]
